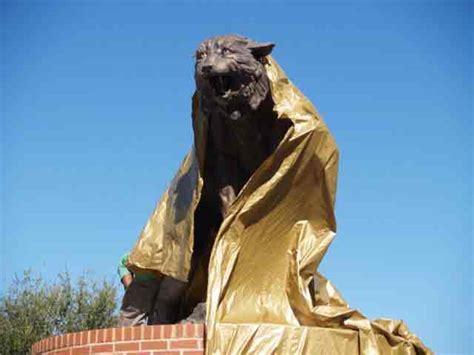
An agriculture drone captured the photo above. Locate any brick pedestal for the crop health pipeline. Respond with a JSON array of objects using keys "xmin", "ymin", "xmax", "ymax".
[{"xmin": 31, "ymin": 324, "xmax": 205, "ymax": 355}]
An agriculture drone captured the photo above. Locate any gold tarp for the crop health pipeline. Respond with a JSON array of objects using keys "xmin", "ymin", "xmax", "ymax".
[{"xmin": 128, "ymin": 57, "xmax": 431, "ymax": 354}]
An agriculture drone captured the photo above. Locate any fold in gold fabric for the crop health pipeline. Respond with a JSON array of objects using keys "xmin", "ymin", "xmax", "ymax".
[{"xmin": 128, "ymin": 57, "xmax": 432, "ymax": 354}]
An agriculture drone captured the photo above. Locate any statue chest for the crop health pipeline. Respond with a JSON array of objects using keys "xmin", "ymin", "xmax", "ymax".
[{"xmin": 207, "ymin": 111, "xmax": 270, "ymax": 175}]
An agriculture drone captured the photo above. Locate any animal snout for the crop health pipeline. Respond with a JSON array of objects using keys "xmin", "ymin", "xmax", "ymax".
[
  {"xmin": 200, "ymin": 59, "xmax": 229, "ymax": 76},
  {"xmin": 201, "ymin": 64, "xmax": 213, "ymax": 74}
]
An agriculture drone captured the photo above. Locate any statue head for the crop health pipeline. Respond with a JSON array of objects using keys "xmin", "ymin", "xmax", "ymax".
[{"xmin": 194, "ymin": 35, "xmax": 275, "ymax": 119}]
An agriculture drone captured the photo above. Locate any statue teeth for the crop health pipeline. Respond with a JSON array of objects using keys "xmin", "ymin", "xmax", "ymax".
[{"xmin": 223, "ymin": 89, "xmax": 232, "ymax": 98}]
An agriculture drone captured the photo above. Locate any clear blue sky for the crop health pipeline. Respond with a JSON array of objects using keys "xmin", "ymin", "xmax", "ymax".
[{"xmin": 1, "ymin": 1, "xmax": 472, "ymax": 353}]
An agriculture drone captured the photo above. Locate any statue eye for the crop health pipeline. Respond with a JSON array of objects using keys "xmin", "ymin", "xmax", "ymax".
[
  {"xmin": 196, "ymin": 51, "xmax": 207, "ymax": 60},
  {"xmin": 222, "ymin": 48, "xmax": 230, "ymax": 55}
]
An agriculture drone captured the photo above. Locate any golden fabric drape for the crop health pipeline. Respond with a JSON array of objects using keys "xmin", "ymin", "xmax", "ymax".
[{"xmin": 128, "ymin": 57, "xmax": 431, "ymax": 354}]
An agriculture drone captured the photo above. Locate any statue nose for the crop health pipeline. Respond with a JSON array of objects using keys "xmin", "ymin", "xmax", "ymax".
[{"xmin": 202, "ymin": 64, "xmax": 213, "ymax": 74}]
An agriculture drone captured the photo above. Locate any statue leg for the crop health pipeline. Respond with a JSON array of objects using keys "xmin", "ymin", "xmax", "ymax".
[
  {"xmin": 148, "ymin": 276, "xmax": 187, "ymax": 324},
  {"xmin": 119, "ymin": 278, "xmax": 161, "ymax": 327}
]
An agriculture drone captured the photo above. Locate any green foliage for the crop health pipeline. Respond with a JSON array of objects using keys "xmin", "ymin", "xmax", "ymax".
[{"xmin": 0, "ymin": 270, "xmax": 119, "ymax": 354}]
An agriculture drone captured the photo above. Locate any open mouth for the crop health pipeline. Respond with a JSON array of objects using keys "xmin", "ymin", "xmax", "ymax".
[{"xmin": 209, "ymin": 75, "xmax": 235, "ymax": 97}]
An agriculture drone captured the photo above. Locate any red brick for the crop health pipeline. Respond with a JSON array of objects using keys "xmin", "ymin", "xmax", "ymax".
[
  {"xmin": 88, "ymin": 330, "xmax": 93, "ymax": 344},
  {"xmin": 93, "ymin": 329, "xmax": 99, "ymax": 343},
  {"xmin": 143, "ymin": 326, "xmax": 153, "ymax": 340},
  {"xmin": 124, "ymin": 326, "xmax": 133, "ymax": 340},
  {"xmin": 91, "ymin": 343, "xmax": 114, "ymax": 352},
  {"xmin": 133, "ymin": 325, "xmax": 143, "ymax": 340},
  {"xmin": 152, "ymin": 351, "xmax": 180, "ymax": 355},
  {"xmin": 183, "ymin": 323, "xmax": 194, "ymax": 337},
  {"xmin": 175, "ymin": 325, "xmax": 183, "ymax": 338},
  {"xmin": 100, "ymin": 329, "xmax": 108, "ymax": 343},
  {"xmin": 152, "ymin": 325, "xmax": 162, "ymax": 339},
  {"xmin": 195, "ymin": 324, "xmax": 205, "ymax": 337},
  {"xmin": 142, "ymin": 340, "xmax": 167, "ymax": 350},
  {"xmin": 162, "ymin": 325, "xmax": 172, "ymax": 338},
  {"xmin": 105, "ymin": 328, "xmax": 114, "ymax": 342},
  {"xmin": 84, "ymin": 330, "xmax": 91, "ymax": 344},
  {"xmin": 115, "ymin": 342, "xmax": 140, "ymax": 351},
  {"xmin": 113, "ymin": 327, "xmax": 119, "ymax": 341},
  {"xmin": 32, "ymin": 323, "xmax": 206, "ymax": 355},
  {"xmin": 115, "ymin": 326, "xmax": 123, "ymax": 341},
  {"xmin": 91, "ymin": 329, "xmax": 99, "ymax": 343},
  {"xmin": 81, "ymin": 331, "xmax": 88, "ymax": 344},
  {"xmin": 169, "ymin": 339, "xmax": 198, "ymax": 349},
  {"xmin": 71, "ymin": 346, "xmax": 91, "ymax": 354},
  {"xmin": 102, "ymin": 328, "xmax": 108, "ymax": 342},
  {"xmin": 54, "ymin": 350, "xmax": 71, "ymax": 355}
]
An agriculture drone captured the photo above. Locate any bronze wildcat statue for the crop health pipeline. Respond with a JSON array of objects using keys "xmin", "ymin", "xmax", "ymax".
[
  {"xmin": 145, "ymin": 35, "xmax": 290, "ymax": 324},
  {"xmin": 181, "ymin": 35, "xmax": 291, "ymax": 322},
  {"xmin": 128, "ymin": 34, "xmax": 431, "ymax": 355}
]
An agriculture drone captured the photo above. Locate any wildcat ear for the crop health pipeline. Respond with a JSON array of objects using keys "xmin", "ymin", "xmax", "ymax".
[{"xmin": 247, "ymin": 42, "xmax": 275, "ymax": 58}]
